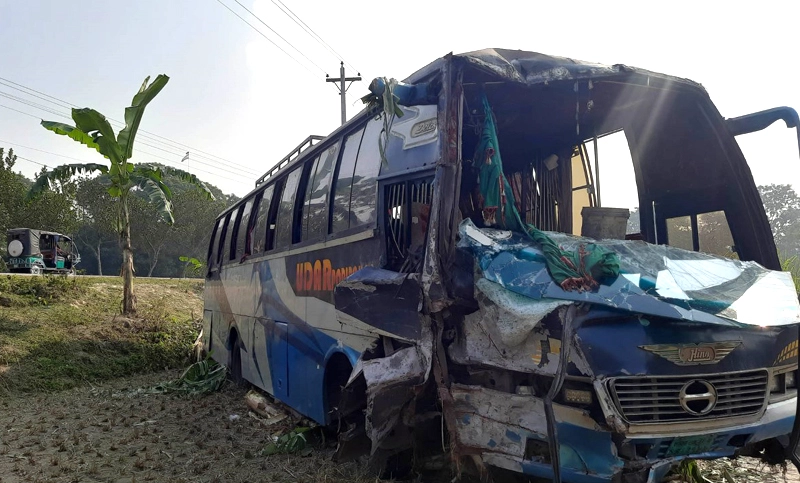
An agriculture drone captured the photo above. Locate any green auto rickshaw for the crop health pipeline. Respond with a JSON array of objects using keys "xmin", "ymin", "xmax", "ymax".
[{"xmin": 5, "ymin": 228, "xmax": 81, "ymax": 275}]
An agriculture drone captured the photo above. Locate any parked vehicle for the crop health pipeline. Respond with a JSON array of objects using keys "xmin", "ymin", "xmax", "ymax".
[
  {"xmin": 5, "ymin": 228, "xmax": 80, "ymax": 275},
  {"xmin": 200, "ymin": 48, "xmax": 800, "ymax": 482}
]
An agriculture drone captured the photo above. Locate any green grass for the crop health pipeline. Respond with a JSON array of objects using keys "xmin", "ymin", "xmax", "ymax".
[
  {"xmin": 0, "ymin": 275, "xmax": 204, "ymax": 393},
  {"xmin": 781, "ymin": 255, "xmax": 800, "ymax": 294}
]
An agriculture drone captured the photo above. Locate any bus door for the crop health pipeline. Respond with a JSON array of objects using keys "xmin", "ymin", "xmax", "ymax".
[
  {"xmin": 726, "ymin": 106, "xmax": 800, "ymax": 468},
  {"xmin": 268, "ymin": 320, "xmax": 289, "ymax": 400}
]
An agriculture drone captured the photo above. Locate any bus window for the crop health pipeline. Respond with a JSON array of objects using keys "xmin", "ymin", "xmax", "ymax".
[
  {"xmin": 274, "ymin": 167, "xmax": 302, "ymax": 249},
  {"xmin": 304, "ymin": 143, "xmax": 339, "ymax": 241},
  {"xmin": 251, "ymin": 185, "xmax": 274, "ymax": 254},
  {"xmin": 234, "ymin": 197, "xmax": 254, "ymax": 261},
  {"xmin": 667, "ymin": 211, "xmax": 738, "ymax": 258},
  {"xmin": 222, "ymin": 209, "xmax": 239, "ymax": 263},
  {"xmin": 206, "ymin": 218, "xmax": 223, "ymax": 274},
  {"xmin": 215, "ymin": 212, "xmax": 231, "ymax": 266},
  {"xmin": 698, "ymin": 211, "xmax": 737, "ymax": 258},
  {"xmin": 349, "ymin": 118, "xmax": 383, "ymax": 229},
  {"xmin": 332, "ymin": 127, "xmax": 366, "ymax": 233}
]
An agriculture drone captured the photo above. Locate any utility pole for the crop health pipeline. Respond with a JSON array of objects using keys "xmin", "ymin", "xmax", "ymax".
[{"xmin": 326, "ymin": 61, "xmax": 361, "ymax": 125}]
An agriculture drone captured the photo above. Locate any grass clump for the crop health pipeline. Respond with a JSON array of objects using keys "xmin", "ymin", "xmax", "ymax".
[
  {"xmin": 781, "ymin": 255, "xmax": 800, "ymax": 294},
  {"xmin": 0, "ymin": 275, "xmax": 85, "ymax": 307}
]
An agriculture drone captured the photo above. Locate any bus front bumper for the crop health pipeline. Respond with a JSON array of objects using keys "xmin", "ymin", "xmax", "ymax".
[{"xmin": 453, "ymin": 385, "xmax": 795, "ymax": 483}]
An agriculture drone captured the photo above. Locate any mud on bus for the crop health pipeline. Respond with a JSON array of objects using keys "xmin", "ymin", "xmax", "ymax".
[{"xmin": 200, "ymin": 48, "xmax": 800, "ymax": 482}]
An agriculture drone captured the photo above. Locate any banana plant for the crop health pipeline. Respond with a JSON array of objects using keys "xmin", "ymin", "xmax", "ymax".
[{"xmin": 28, "ymin": 75, "xmax": 214, "ymax": 314}]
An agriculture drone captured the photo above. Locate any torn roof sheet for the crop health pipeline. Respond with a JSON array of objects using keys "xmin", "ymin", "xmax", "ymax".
[
  {"xmin": 458, "ymin": 219, "xmax": 800, "ymax": 327},
  {"xmin": 404, "ymin": 48, "xmax": 704, "ymax": 92}
]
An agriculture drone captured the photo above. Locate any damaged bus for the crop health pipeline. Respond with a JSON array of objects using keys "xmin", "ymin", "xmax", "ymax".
[{"xmin": 201, "ymin": 48, "xmax": 800, "ymax": 482}]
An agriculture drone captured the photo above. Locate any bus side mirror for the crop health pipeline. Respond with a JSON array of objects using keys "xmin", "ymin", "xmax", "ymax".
[{"xmin": 726, "ymin": 106, "xmax": 800, "ymax": 162}]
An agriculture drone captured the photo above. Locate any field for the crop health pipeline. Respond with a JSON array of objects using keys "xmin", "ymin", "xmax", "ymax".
[
  {"xmin": 0, "ymin": 275, "xmax": 375, "ymax": 483},
  {"xmin": 0, "ymin": 274, "xmax": 797, "ymax": 483}
]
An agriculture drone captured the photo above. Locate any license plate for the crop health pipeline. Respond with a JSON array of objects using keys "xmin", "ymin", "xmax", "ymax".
[{"xmin": 665, "ymin": 435, "xmax": 717, "ymax": 457}]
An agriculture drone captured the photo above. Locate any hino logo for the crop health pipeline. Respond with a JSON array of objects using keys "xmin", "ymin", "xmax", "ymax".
[
  {"xmin": 679, "ymin": 379, "xmax": 718, "ymax": 415},
  {"xmin": 639, "ymin": 341, "xmax": 742, "ymax": 366},
  {"xmin": 679, "ymin": 346, "xmax": 715, "ymax": 363}
]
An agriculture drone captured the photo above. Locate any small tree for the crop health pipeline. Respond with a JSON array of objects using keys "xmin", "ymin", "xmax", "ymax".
[{"xmin": 29, "ymin": 75, "xmax": 214, "ymax": 314}]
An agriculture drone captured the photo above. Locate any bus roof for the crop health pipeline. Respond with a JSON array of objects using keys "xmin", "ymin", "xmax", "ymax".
[{"xmin": 220, "ymin": 48, "xmax": 707, "ymax": 219}]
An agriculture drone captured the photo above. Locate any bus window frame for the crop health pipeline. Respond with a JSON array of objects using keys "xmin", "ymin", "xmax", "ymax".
[
  {"xmin": 215, "ymin": 212, "xmax": 232, "ymax": 268},
  {"xmin": 302, "ymin": 140, "xmax": 342, "ymax": 243},
  {"xmin": 264, "ymin": 177, "xmax": 286, "ymax": 253},
  {"xmin": 231, "ymin": 199, "xmax": 254, "ymax": 263},
  {"xmin": 206, "ymin": 218, "xmax": 222, "ymax": 277},
  {"xmin": 330, "ymin": 123, "xmax": 370, "ymax": 235}
]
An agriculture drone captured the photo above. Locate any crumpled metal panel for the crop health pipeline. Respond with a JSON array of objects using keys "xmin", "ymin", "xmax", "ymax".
[
  {"xmin": 334, "ymin": 266, "xmax": 423, "ymax": 341},
  {"xmin": 350, "ymin": 323, "xmax": 433, "ymax": 459},
  {"xmin": 458, "ymin": 219, "xmax": 800, "ymax": 327},
  {"xmin": 403, "ymin": 48, "xmax": 704, "ymax": 94},
  {"xmin": 451, "ymin": 384, "xmax": 548, "ymax": 455},
  {"xmin": 449, "ymin": 278, "xmax": 570, "ymax": 375}
]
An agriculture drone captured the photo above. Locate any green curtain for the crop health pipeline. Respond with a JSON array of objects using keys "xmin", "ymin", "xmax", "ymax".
[{"xmin": 475, "ymin": 94, "xmax": 619, "ymax": 291}]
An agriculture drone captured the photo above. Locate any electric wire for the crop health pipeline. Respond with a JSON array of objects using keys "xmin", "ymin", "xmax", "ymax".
[
  {"xmin": 16, "ymin": 155, "xmax": 50, "ymax": 168},
  {"xmin": 0, "ymin": 91, "xmax": 255, "ymax": 180},
  {"xmin": 0, "ymin": 103, "xmax": 251, "ymax": 183},
  {"xmin": 231, "ymin": 0, "xmax": 327, "ymax": 76},
  {"xmin": 214, "ymin": 0, "xmax": 321, "ymax": 80},
  {"xmin": 269, "ymin": 0, "xmax": 359, "ymax": 74},
  {"xmin": 0, "ymin": 103, "xmax": 44, "ymax": 120},
  {"xmin": 3, "ymin": 137, "xmax": 241, "ymax": 183},
  {"xmin": 0, "ymin": 139, "xmax": 94, "ymax": 164},
  {"xmin": 0, "ymin": 76, "xmax": 257, "ymax": 172}
]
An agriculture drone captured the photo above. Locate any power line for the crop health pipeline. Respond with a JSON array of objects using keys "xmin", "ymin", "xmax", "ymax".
[
  {"xmin": 270, "ymin": 0, "xmax": 359, "ymax": 74},
  {"xmin": 0, "ymin": 79, "xmax": 74, "ymax": 110},
  {"xmin": 134, "ymin": 148, "xmax": 243, "ymax": 183},
  {"xmin": 0, "ymin": 103, "xmax": 44, "ymax": 120},
  {"xmin": 0, "ymin": 77, "xmax": 75, "ymax": 110},
  {"xmin": 214, "ymin": 0, "xmax": 321, "ymax": 80},
  {"xmin": 231, "ymin": 0, "xmax": 327, "ymax": 76},
  {"xmin": 0, "ymin": 76, "xmax": 257, "ymax": 173},
  {"xmin": 0, "ymin": 139, "xmax": 94, "ymax": 164},
  {"xmin": 0, "ymin": 91, "xmax": 70, "ymax": 119},
  {"xmin": 135, "ymin": 139, "xmax": 257, "ymax": 178},
  {"xmin": 0, "ymin": 90, "xmax": 255, "ymax": 180},
  {"xmin": 15, "ymin": 155, "xmax": 51, "ymax": 169}
]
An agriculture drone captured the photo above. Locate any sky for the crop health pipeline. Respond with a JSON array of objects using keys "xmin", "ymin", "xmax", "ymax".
[{"xmin": 1, "ymin": 0, "xmax": 799, "ymax": 207}]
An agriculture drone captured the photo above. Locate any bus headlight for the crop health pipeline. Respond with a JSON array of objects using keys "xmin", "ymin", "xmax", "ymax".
[
  {"xmin": 769, "ymin": 374, "xmax": 784, "ymax": 393},
  {"xmin": 563, "ymin": 388, "xmax": 593, "ymax": 405}
]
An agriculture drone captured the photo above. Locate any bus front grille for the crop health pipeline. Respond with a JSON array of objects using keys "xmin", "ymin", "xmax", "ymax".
[{"xmin": 609, "ymin": 370, "xmax": 768, "ymax": 424}]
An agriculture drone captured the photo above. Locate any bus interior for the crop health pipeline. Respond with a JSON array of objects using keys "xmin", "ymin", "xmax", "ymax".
[{"xmin": 453, "ymin": 63, "xmax": 776, "ymax": 269}]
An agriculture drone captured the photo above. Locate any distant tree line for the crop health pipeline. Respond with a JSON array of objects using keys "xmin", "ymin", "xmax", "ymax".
[
  {"xmin": 626, "ymin": 183, "xmax": 800, "ymax": 278},
  {"xmin": 0, "ymin": 147, "xmax": 237, "ymax": 277}
]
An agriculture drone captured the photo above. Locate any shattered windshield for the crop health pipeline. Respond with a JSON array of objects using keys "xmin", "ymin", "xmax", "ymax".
[{"xmin": 459, "ymin": 219, "xmax": 800, "ymax": 327}]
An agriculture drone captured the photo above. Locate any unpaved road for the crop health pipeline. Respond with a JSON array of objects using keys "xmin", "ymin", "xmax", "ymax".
[
  {"xmin": 0, "ymin": 370, "xmax": 798, "ymax": 483},
  {"xmin": 0, "ymin": 371, "xmax": 375, "ymax": 483}
]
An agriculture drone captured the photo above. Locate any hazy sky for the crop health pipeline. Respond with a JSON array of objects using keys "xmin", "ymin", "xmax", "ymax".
[{"xmin": 1, "ymin": 0, "xmax": 798, "ymax": 205}]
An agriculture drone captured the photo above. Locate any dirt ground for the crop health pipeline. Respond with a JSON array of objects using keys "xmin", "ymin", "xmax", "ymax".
[
  {"xmin": 0, "ymin": 370, "xmax": 377, "ymax": 483},
  {"xmin": 0, "ymin": 369, "xmax": 799, "ymax": 483}
]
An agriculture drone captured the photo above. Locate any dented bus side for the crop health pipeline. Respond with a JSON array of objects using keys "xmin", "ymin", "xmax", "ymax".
[{"xmin": 202, "ymin": 49, "xmax": 800, "ymax": 482}]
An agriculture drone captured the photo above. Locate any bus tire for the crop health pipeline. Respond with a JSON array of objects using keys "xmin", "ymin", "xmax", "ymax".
[{"xmin": 228, "ymin": 330, "xmax": 245, "ymax": 386}]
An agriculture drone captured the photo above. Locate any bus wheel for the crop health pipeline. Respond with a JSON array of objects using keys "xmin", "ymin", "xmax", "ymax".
[{"xmin": 228, "ymin": 331, "xmax": 245, "ymax": 386}]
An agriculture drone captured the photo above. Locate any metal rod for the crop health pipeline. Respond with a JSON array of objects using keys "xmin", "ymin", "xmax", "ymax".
[{"xmin": 593, "ymin": 136, "xmax": 600, "ymax": 207}]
